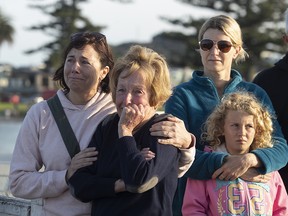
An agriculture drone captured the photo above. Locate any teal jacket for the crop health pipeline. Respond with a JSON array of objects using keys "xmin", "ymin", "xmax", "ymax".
[{"xmin": 165, "ymin": 69, "xmax": 288, "ymax": 216}]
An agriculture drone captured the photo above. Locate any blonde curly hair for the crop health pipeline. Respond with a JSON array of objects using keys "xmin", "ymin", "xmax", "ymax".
[{"xmin": 201, "ymin": 91, "xmax": 274, "ymax": 151}]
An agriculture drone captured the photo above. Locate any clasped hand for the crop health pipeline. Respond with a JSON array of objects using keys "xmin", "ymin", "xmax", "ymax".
[
  {"xmin": 213, "ymin": 153, "xmax": 271, "ymax": 182},
  {"xmin": 149, "ymin": 115, "xmax": 192, "ymax": 149},
  {"xmin": 66, "ymin": 147, "xmax": 98, "ymax": 180},
  {"xmin": 118, "ymin": 104, "xmax": 146, "ymax": 137}
]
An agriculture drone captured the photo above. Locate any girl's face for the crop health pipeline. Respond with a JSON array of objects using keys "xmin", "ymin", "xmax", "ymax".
[
  {"xmin": 223, "ymin": 110, "xmax": 256, "ymax": 155},
  {"xmin": 64, "ymin": 44, "xmax": 108, "ymax": 95},
  {"xmin": 200, "ymin": 28, "xmax": 240, "ymax": 77}
]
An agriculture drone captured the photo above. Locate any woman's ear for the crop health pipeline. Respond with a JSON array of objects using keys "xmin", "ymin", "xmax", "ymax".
[
  {"xmin": 233, "ymin": 46, "xmax": 241, "ymax": 59},
  {"xmin": 100, "ymin": 66, "xmax": 110, "ymax": 80}
]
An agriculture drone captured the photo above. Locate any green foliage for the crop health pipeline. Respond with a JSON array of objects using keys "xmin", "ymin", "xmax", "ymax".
[
  {"xmin": 0, "ymin": 102, "xmax": 28, "ymax": 118},
  {"xmin": 25, "ymin": 0, "xmax": 105, "ymax": 70},
  {"xmin": 158, "ymin": 0, "xmax": 288, "ymax": 80},
  {"xmin": 22, "ymin": 0, "xmax": 288, "ymax": 81},
  {"xmin": 0, "ymin": 9, "xmax": 14, "ymax": 46}
]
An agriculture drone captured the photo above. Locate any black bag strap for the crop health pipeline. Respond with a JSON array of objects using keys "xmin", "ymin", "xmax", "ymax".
[{"xmin": 47, "ymin": 94, "xmax": 80, "ymax": 158}]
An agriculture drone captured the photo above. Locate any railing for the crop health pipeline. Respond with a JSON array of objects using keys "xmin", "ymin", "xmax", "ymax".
[
  {"xmin": 0, "ymin": 196, "xmax": 42, "ymax": 216},
  {"xmin": 0, "ymin": 163, "xmax": 42, "ymax": 215},
  {"xmin": 0, "ymin": 163, "xmax": 10, "ymax": 197}
]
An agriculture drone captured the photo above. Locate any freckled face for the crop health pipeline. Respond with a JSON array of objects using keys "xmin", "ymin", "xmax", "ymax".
[
  {"xmin": 115, "ymin": 70, "xmax": 154, "ymax": 118},
  {"xmin": 63, "ymin": 45, "xmax": 106, "ymax": 95},
  {"xmin": 223, "ymin": 110, "xmax": 256, "ymax": 155}
]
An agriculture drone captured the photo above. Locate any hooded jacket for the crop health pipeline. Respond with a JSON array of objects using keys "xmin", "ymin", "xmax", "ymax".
[{"xmin": 9, "ymin": 90, "xmax": 116, "ymax": 216}]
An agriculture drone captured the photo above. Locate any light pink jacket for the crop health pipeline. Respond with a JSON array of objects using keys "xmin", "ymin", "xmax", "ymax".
[
  {"xmin": 9, "ymin": 90, "xmax": 116, "ymax": 216},
  {"xmin": 182, "ymin": 146, "xmax": 288, "ymax": 216}
]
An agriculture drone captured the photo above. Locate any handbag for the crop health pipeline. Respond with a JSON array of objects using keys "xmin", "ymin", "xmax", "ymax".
[{"xmin": 47, "ymin": 94, "xmax": 80, "ymax": 158}]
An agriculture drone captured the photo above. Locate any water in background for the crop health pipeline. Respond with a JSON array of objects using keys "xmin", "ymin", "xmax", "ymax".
[
  {"xmin": 0, "ymin": 119, "xmax": 22, "ymax": 162},
  {"xmin": 0, "ymin": 119, "xmax": 22, "ymax": 194}
]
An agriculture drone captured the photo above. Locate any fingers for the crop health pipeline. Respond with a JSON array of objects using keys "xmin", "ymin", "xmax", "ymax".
[
  {"xmin": 214, "ymin": 159, "xmax": 273, "ymax": 183},
  {"xmin": 219, "ymin": 174, "xmax": 236, "ymax": 181},
  {"xmin": 212, "ymin": 166, "xmax": 237, "ymax": 181},
  {"xmin": 80, "ymin": 147, "xmax": 98, "ymax": 155},
  {"xmin": 212, "ymin": 168, "xmax": 222, "ymax": 179},
  {"xmin": 124, "ymin": 104, "xmax": 145, "ymax": 118},
  {"xmin": 252, "ymin": 174, "xmax": 268, "ymax": 183},
  {"xmin": 157, "ymin": 138, "xmax": 181, "ymax": 148},
  {"xmin": 159, "ymin": 132, "xmax": 190, "ymax": 148},
  {"xmin": 149, "ymin": 116, "xmax": 193, "ymax": 149},
  {"xmin": 165, "ymin": 115, "xmax": 178, "ymax": 122},
  {"xmin": 150, "ymin": 121, "xmax": 175, "ymax": 137},
  {"xmin": 71, "ymin": 147, "xmax": 98, "ymax": 168},
  {"xmin": 150, "ymin": 117, "xmax": 184, "ymax": 135},
  {"xmin": 213, "ymin": 172, "xmax": 236, "ymax": 181},
  {"xmin": 120, "ymin": 104, "xmax": 146, "ymax": 130},
  {"xmin": 67, "ymin": 147, "xmax": 98, "ymax": 179},
  {"xmin": 256, "ymin": 173, "xmax": 272, "ymax": 183},
  {"xmin": 140, "ymin": 148, "xmax": 155, "ymax": 161},
  {"xmin": 74, "ymin": 147, "xmax": 98, "ymax": 161}
]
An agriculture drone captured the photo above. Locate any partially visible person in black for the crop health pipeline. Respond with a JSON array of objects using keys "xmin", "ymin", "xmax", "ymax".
[{"xmin": 253, "ymin": 8, "xmax": 288, "ymax": 190}]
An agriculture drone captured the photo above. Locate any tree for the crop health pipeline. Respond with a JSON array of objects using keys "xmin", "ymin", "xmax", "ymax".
[
  {"xmin": 25, "ymin": 0, "xmax": 105, "ymax": 70},
  {"xmin": 155, "ymin": 0, "xmax": 288, "ymax": 80},
  {"xmin": 0, "ymin": 9, "xmax": 14, "ymax": 47}
]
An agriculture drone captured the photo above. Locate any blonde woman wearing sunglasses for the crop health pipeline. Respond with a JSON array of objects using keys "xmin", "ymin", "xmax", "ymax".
[{"xmin": 150, "ymin": 15, "xmax": 288, "ymax": 216}]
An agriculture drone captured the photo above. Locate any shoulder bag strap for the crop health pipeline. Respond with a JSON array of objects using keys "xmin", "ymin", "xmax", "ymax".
[{"xmin": 47, "ymin": 94, "xmax": 80, "ymax": 158}]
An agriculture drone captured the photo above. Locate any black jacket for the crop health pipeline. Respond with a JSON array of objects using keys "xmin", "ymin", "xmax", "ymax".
[
  {"xmin": 253, "ymin": 53, "xmax": 288, "ymax": 189},
  {"xmin": 68, "ymin": 113, "xmax": 180, "ymax": 216}
]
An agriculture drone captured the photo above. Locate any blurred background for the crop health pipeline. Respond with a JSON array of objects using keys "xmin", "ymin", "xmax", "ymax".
[
  {"xmin": 0, "ymin": 0, "xmax": 288, "ymax": 200},
  {"xmin": 0, "ymin": 0, "xmax": 288, "ymax": 118}
]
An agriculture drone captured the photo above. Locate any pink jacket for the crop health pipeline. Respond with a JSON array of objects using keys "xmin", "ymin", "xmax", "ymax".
[
  {"xmin": 182, "ymin": 146, "xmax": 288, "ymax": 216},
  {"xmin": 9, "ymin": 90, "xmax": 116, "ymax": 216}
]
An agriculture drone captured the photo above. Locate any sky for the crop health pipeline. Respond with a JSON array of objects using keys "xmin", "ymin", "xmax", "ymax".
[{"xmin": 0, "ymin": 0, "xmax": 213, "ymax": 67}]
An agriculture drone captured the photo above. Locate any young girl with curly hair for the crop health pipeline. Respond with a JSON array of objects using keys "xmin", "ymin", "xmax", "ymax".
[{"xmin": 182, "ymin": 91, "xmax": 288, "ymax": 216}]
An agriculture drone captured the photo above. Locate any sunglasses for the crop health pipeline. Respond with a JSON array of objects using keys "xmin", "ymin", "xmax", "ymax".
[
  {"xmin": 199, "ymin": 39, "xmax": 233, "ymax": 53},
  {"xmin": 70, "ymin": 32, "xmax": 106, "ymax": 42}
]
